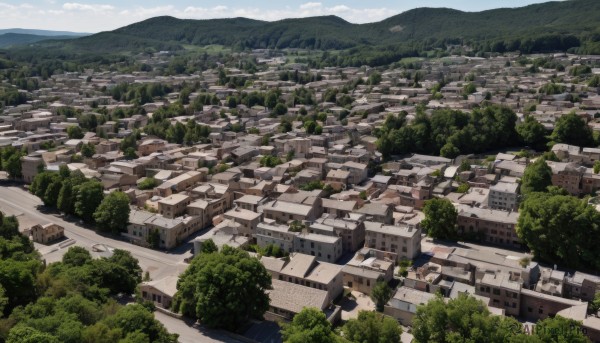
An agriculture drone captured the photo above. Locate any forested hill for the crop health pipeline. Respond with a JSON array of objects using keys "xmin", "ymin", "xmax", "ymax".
[{"xmin": 58, "ymin": 0, "xmax": 600, "ymax": 54}]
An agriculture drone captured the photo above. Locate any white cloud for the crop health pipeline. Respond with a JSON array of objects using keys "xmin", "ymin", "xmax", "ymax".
[
  {"xmin": 0, "ymin": 2, "xmax": 394, "ymax": 32},
  {"xmin": 62, "ymin": 3, "xmax": 115, "ymax": 12},
  {"xmin": 300, "ymin": 2, "xmax": 322, "ymax": 10}
]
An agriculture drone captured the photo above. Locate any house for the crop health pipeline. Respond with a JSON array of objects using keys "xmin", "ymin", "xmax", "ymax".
[
  {"xmin": 21, "ymin": 154, "xmax": 44, "ymax": 183},
  {"xmin": 139, "ymin": 275, "xmax": 178, "ymax": 309},
  {"xmin": 355, "ymin": 203, "xmax": 393, "ymax": 224},
  {"xmin": 341, "ymin": 161, "xmax": 368, "ymax": 185},
  {"xmin": 263, "ymin": 253, "xmax": 344, "ymax": 305},
  {"xmin": 266, "ymin": 279, "xmax": 330, "ymax": 322},
  {"xmin": 321, "ymin": 199, "xmax": 357, "ymax": 219},
  {"xmin": 384, "ymin": 287, "xmax": 437, "ymax": 326},
  {"xmin": 263, "ymin": 200, "xmax": 319, "ymax": 224},
  {"xmin": 222, "ymin": 208, "xmax": 262, "ymax": 237},
  {"xmin": 143, "ymin": 214, "xmax": 202, "ymax": 249},
  {"xmin": 342, "ymin": 248, "xmax": 394, "ymax": 295},
  {"xmin": 29, "ymin": 223, "xmax": 64, "ymax": 244},
  {"xmin": 364, "ymin": 221, "xmax": 421, "ymax": 261}
]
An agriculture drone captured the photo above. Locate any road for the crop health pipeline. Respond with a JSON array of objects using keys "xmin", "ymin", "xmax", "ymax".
[
  {"xmin": 153, "ymin": 311, "xmax": 244, "ymax": 343},
  {"xmin": 0, "ymin": 184, "xmax": 193, "ymax": 280}
]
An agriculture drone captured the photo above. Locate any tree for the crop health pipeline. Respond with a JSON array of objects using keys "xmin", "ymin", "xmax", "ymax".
[
  {"xmin": 517, "ymin": 115, "xmax": 548, "ymax": 151},
  {"xmin": 57, "ymin": 180, "xmax": 75, "ymax": 215},
  {"xmin": 589, "ymin": 292, "xmax": 600, "ymax": 314},
  {"xmin": 371, "ymin": 281, "xmax": 392, "ymax": 312},
  {"xmin": 304, "ymin": 120, "xmax": 316, "ymax": 135},
  {"xmin": 138, "ymin": 177, "xmax": 158, "ymax": 190},
  {"xmin": 74, "ymin": 181, "xmax": 104, "ymax": 223},
  {"xmin": 533, "ymin": 316, "xmax": 589, "ymax": 343},
  {"xmin": 124, "ymin": 147, "xmax": 138, "ymax": 160},
  {"xmin": 1, "ymin": 147, "xmax": 24, "ymax": 179},
  {"xmin": 521, "ymin": 158, "xmax": 552, "ymax": 195},
  {"xmin": 172, "ymin": 246, "xmax": 271, "ymax": 330},
  {"xmin": 342, "ymin": 310, "xmax": 402, "ymax": 343},
  {"xmin": 147, "ymin": 229, "xmax": 160, "ymax": 249},
  {"xmin": 421, "ymin": 198, "xmax": 457, "ymax": 239},
  {"xmin": 273, "ymin": 103, "xmax": 288, "ymax": 116},
  {"xmin": 199, "ymin": 239, "xmax": 218, "ymax": 254},
  {"xmin": 594, "ymin": 161, "xmax": 600, "ymax": 174},
  {"xmin": 412, "ymin": 293, "xmax": 524, "ymax": 343},
  {"xmin": 94, "ymin": 191, "xmax": 131, "ymax": 234},
  {"xmin": 43, "ymin": 179, "xmax": 63, "ymax": 208},
  {"xmin": 550, "ymin": 112, "xmax": 594, "ymax": 147},
  {"xmin": 103, "ymin": 304, "xmax": 177, "ymax": 342},
  {"xmin": 7, "ymin": 326, "xmax": 59, "ymax": 343},
  {"xmin": 62, "ymin": 246, "xmax": 92, "ymax": 267},
  {"xmin": 80, "ymin": 143, "xmax": 95, "ymax": 158},
  {"xmin": 281, "ymin": 307, "xmax": 339, "ymax": 343},
  {"xmin": 66, "ymin": 126, "xmax": 84, "ymax": 139},
  {"xmin": 517, "ymin": 191, "xmax": 600, "ymax": 270}
]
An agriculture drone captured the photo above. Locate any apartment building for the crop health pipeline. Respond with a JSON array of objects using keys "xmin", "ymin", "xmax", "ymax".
[
  {"xmin": 364, "ymin": 221, "xmax": 421, "ymax": 261},
  {"xmin": 488, "ymin": 182, "xmax": 519, "ymax": 211},
  {"xmin": 475, "ymin": 272, "xmax": 522, "ymax": 316},
  {"xmin": 256, "ymin": 222, "xmax": 296, "ymax": 253},
  {"xmin": 158, "ymin": 194, "xmax": 191, "ymax": 219},
  {"xmin": 457, "ymin": 205, "xmax": 520, "ymax": 248},
  {"xmin": 262, "ymin": 200, "xmax": 319, "ymax": 224},
  {"xmin": 293, "ymin": 233, "xmax": 342, "ymax": 263},
  {"xmin": 310, "ymin": 217, "xmax": 365, "ymax": 254},
  {"xmin": 355, "ymin": 203, "xmax": 394, "ymax": 224}
]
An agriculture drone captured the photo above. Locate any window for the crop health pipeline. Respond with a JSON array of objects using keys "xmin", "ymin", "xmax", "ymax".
[{"xmin": 493, "ymin": 288, "xmax": 500, "ymax": 295}]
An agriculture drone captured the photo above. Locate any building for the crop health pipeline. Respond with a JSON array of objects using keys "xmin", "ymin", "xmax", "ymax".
[
  {"xmin": 355, "ymin": 203, "xmax": 394, "ymax": 224},
  {"xmin": 21, "ymin": 154, "xmax": 44, "ymax": 183},
  {"xmin": 29, "ymin": 223, "xmax": 64, "ymax": 244},
  {"xmin": 293, "ymin": 233, "xmax": 343, "ymax": 263},
  {"xmin": 488, "ymin": 182, "xmax": 519, "ymax": 211},
  {"xmin": 266, "ymin": 279, "xmax": 330, "ymax": 322},
  {"xmin": 158, "ymin": 194, "xmax": 191, "ymax": 219},
  {"xmin": 263, "ymin": 200, "xmax": 319, "ymax": 224},
  {"xmin": 342, "ymin": 248, "xmax": 394, "ymax": 295},
  {"xmin": 139, "ymin": 275, "xmax": 178, "ymax": 309},
  {"xmin": 384, "ymin": 287, "xmax": 437, "ymax": 326},
  {"xmin": 457, "ymin": 205, "xmax": 520, "ymax": 248},
  {"xmin": 222, "ymin": 207, "xmax": 262, "ymax": 237},
  {"xmin": 310, "ymin": 217, "xmax": 365, "ymax": 254},
  {"xmin": 364, "ymin": 221, "xmax": 421, "ymax": 261},
  {"xmin": 264, "ymin": 253, "xmax": 343, "ymax": 305},
  {"xmin": 256, "ymin": 222, "xmax": 297, "ymax": 253},
  {"xmin": 475, "ymin": 272, "xmax": 522, "ymax": 316},
  {"xmin": 142, "ymin": 214, "xmax": 202, "ymax": 249}
]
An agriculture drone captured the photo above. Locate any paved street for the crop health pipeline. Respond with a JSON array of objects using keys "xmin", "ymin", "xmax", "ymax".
[{"xmin": 153, "ymin": 311, "xmax": 244, "ymax": 343}]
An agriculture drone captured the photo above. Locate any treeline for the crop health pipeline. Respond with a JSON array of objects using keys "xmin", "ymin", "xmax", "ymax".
[
  {"xmin": 0, "ymin": 211, "xmax": 176, "ymax": 342},
  {"xmin": 376, "ymin": 105, "xmax": 519, "ymax": 159},
  {"xmin": 29, "ymin": 166, "xmax": 130, "ymax": 234}
]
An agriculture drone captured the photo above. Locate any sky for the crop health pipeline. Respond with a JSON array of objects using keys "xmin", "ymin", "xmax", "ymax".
[{"xmin": 0, "ymin": 0, "xmax": 559, "ymax": 33}]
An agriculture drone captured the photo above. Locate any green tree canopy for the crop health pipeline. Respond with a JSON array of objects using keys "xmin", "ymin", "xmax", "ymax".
[
  {"xmin": 371, "ymin": 281, "xmax": 393, "ymax": 312},
  {"xmin": 412, "ymin": 293, "xmax": 524, "ymax": 343},
  {"xmin": 172, "ymin": 246, "xmax": 272, "ymax": 331},
  {"xmin": 518, "ymin": 191, "xmax": 600, "ymax": 270},
  {"xmin": 517, "ymin": 115, "xmax": 548, "ymax": 151},
  {"xmin": 421, "ymin": 198, "xmax": 458, "ymax": 240},
  {"xmin": 550, "ymin": 112, "xmax": 595, "ymax": 147},
  {"xmin": 520, "ymin": 158, "xmax": 552, "ymax": 195},
  {"xmin": 341, "ymin": 310, "xmax": 402, "ymax": 343},
  {"xmin": 93, "ymin": 191, "xmax": 131, "ymax": 234},
  {"xmin": 281, "ymin": 307, "xmax": 340, "ymax": 343},
  {"xmin": 74, "ymin": 180, "xmax": 104, "ymax": 223}
]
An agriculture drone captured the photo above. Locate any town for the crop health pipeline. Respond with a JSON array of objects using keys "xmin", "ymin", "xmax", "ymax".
[{"xmin": 1, "ymin": 48, "xmax": 600, "ymax": 343}]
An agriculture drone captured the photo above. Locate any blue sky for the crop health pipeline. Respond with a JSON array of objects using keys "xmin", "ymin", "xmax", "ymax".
[{"xmin": 0, "ymin": 0, "xmax": 558, "ymax": 32}]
